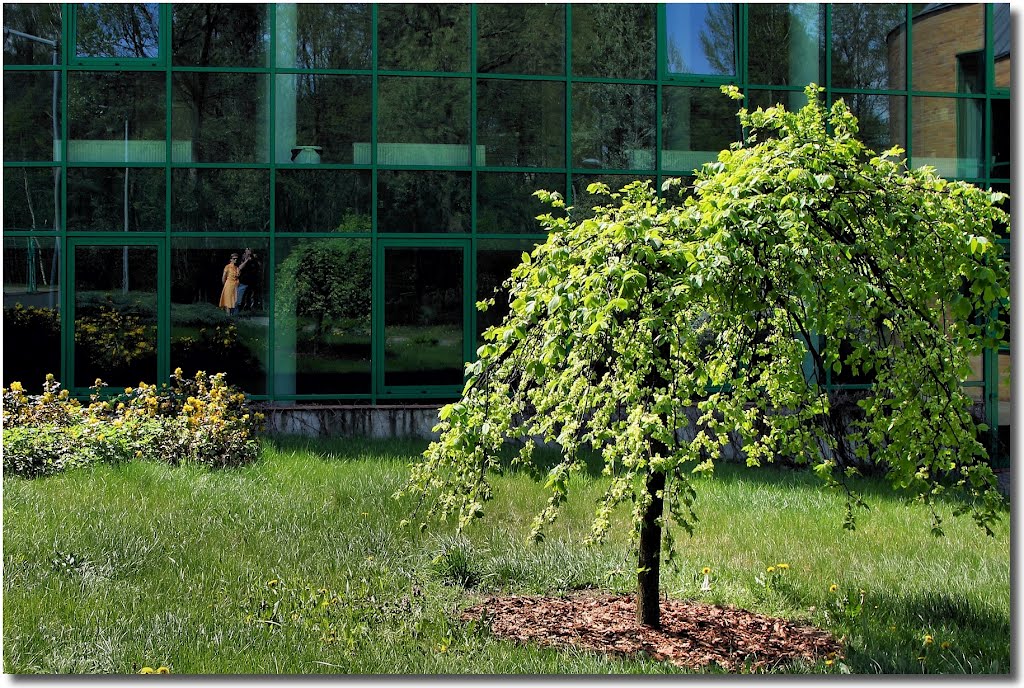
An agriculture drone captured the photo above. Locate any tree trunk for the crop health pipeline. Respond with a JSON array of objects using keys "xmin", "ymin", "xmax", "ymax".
[{"xmin": 637, "ymin": 444, "xmax": 666, "ymax": 629}]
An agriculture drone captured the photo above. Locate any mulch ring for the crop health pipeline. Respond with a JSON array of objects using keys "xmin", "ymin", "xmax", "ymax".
[{"xmin": 461, "ymin": 594, "xmax": 842, "ymax": 673}]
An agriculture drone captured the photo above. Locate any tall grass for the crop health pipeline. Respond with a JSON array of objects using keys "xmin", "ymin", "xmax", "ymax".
[{"xmin": 3, "ymin": 437, "xmax": 1009, "ymax": 674}]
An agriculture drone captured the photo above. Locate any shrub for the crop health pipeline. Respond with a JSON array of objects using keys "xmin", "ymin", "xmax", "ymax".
[{"xmin": 2, "ymin": 370, "xmax": 263, "ymax": 477}]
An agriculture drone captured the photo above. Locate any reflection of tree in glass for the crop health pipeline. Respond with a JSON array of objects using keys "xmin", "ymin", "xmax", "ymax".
[
  {"xmin": 378, "ymin": 171, "xmax": 470, "ymax": 233},
  {"xmin": 831, "ymin": 4, "xmax": 906, "ymax": 91},
  {"xmin": 76, "ymin": 3, "xmax": 159, "ymax": 58},
  {"xmin": 3, "ymin": 4, "xmax": 62, "ymax": 64},
  {"xmin": 291, "ymin": 3, "xmax": 371, "ymax": 70},
  {"xmin": 476, "ymin": 4, "xmax": 563, "ymax": 75},
  {"xmin": 173, "ymin": 72, "xmax": 266, "ymax": 163},
  {"xmin": 171, "ymin": 4, "xmax": 267, "ymax": 66},
  {"xmin": 572, "ymin": 83, "xmax": 655, "ymax": 170},
  {"xmin": 572, "ymin": 4, "xmax": 655, "ymax": 79},
  {"xmin": 276, "ymin": 240, "xmax": 371, "ymax": 356},
  {"xmin": 693, "ymin": 4, "xmax": 736, "ymax": 77},
  {"xmin": 377, "ymin": 4, "xmax": 468, "ymax": 72},
  {"xmin": 746, "ymin": 4, "xmax": 822, "ymax": 86}
]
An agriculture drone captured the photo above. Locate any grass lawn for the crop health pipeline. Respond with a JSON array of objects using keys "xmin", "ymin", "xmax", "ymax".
[{"xmin": 2, "ymin": 437, "xmax": 1009, "ymax": 674}]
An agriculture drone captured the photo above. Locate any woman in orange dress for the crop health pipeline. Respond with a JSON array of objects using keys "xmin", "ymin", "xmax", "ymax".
[{"xmin": 219, "ymin": 253, "xmax": 241, "ymax": 315}]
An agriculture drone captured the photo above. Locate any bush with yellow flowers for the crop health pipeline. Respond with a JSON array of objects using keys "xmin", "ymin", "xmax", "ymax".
[{"xmin": 2, "ymin": 370, "xmax": 263, "ymax": 477}]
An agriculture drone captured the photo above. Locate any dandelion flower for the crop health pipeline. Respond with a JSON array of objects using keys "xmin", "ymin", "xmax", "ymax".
[
  {"xmin": 924, "ymin": 635, "xmax": 934, "ymax": 645},
  {"xmin": 156, "ymin": 667, "xmax": 170, "ymax": 674},
  {"xmin": 829, "ymin": 584, "xmax": 839, "ymax": 593},
  {"xmin": 777, "ymin": 563, "xmax": 789, "ymax": 570},
  {"xmin": 139, "ymin": 667, "xmax": 155, "ymax": 674},
  {"xmin": 767, "ymin": 566, "xmax": 776, "ymax": 574},
  {"xmin": 267, "ymin": 579, "xmax": 279, "ymax": 588},
  {"xmin": 702, "ymin": 567, "xmax": 711, "ymax": 575},
  {"xmin": 824, "ymin": 660, "xmax": 834, "ymax": 667},
  {"xmin": 940, "ymin": 641, "xmax": 951, "ymax": 650}
]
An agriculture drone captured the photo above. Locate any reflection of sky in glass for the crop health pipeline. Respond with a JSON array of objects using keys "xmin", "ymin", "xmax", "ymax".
[
  {"xmin": 666, "ymin": 3, "xmax": 735, "ymax": 76},
  {"xmin": 77, "ymin": 3, "xmax": 160, "ymax": 58}
]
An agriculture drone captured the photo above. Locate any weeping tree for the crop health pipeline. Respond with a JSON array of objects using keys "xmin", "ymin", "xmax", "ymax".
[{"xmin": 398, "ymin": 85, "xmax": 1009, "ymax": 629}]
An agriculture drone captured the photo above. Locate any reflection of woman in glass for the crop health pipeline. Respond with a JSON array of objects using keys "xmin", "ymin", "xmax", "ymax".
[{"xmin": 219, "ymin": 252, "xmax": 249, "ymax": 315}]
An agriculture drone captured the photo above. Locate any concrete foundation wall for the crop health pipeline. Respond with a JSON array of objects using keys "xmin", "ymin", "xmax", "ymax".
[{"xmin": 265, "ymin": 405, "xmax": 442, "ymax": 439}]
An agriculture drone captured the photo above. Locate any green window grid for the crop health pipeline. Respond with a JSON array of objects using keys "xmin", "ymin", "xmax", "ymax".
[{"xmin": 2, "ymin": 3, "xmax": 1011, "ymax": 446}]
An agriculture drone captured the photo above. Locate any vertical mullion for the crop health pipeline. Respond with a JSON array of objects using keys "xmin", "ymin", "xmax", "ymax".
[
  {"xmin": 267, "ymin": 3, "xmax": 277, "ymax": 399},
  {"xmin": 370, "ymin": 3, "xmax": 379, "ymax": 404},
  {"xmin": 905, "ymin": 4, "xmax": 913, "ymax": 165},
  {"xmin": 469, "ymin": 5, "xmax": 478, "ymax": 361},
  {"xmin": 823, "ymin": 4, "xmax": 831, "ymax": 106},
  {"xmin": 60, "ymin": 4, "xmax": 71, "ymax": 387},
  {"xmin": 655, "ymin": 4, "xmax": 663, "ymax": 185},
  {"xmin": 565, "ymin": 4, "xmax": 573, "ymax": 206},
  {"xmin": 162, "ymin": 3, "xmax": 172, "ymax": 384}
]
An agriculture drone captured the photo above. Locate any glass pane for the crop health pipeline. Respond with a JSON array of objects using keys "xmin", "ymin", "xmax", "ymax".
[
  {"xmin": 274, "ymin": 238, "xmax": 371, "ymax": 395},
  {"xmin": 170, "ymin": 238, "xmax": 268, "ymax": 394},
  {"xmin": 995, "ymin": 4, "xmax": 1010, "ymax": 89},
  {"xmin": 3, "ymin": 167, "xmax": 60, "ymax": 231},
  {"xmin": 477, "ymin": 238, "xmax": 539, "ymax": 339},
  {"xmin": 997, "ymin": 349, "xmax": 1010, "ymax": 452},
  {"xmin": 831, "ymin": 4, "xmax": 906, "ymax": 90},
  {"xmin": 68, "ymin": 71, "xmax": 166, "ymax": 162},
  {"xmin": 76, "ymin": 3, "xmax": 159, "ymax": 59},
  {"xmin": 172, "ymin": 72, "xmax": 268, "ymax": 163},
  {"xmin": 477, "ymin": 79, "xmax": 565, "ymax": 168},
  {"xmin": 3, "ymin": 71, "xmax": 61, "ymax": 162},
  {"xmin": 384, "ymin": 246, "xmax": 464, "ymax": 387},
  {"xmin": 3, "ymin": 4, "xmax": 62, "ymax": 65},
  {"xmin": 172, "ymin": 4, "xmax": 268, "ymax": 67},
  {"xmin": 67, "ymin": 168, "xmax": 165, "ymax": 232},
  {"xmin": 991, "ymin": 99, "xmax": 1010, "ymax": 179},
  {"xmin": 73, "ymin": 245, "xmax": 158, "ymax": 388},
  {"xmin": 377, "ymin": 77, "xmax": 471, "ymax": 165},
  {"xmin": 477, "ymin": 172, "xmax": 565, "ymax": 234},
  {"xmin": 830, "ymin": 94, "xmax": 906, "ymax": 154},
  {"xmin": 171, "ymin": 169, "xmax": 270, "ymax": 231},
  {"xmin": 573, "ymin": 4, "xmax": 655, "ymax": 79},
  {"xmin": 3, "ymin": 236, "xmax": 61, "ymax": 386},
  {"xmin": 570, "ymin": 174, "xmax": 655, "ymax": 223},
  {"xmin": 911, "ymin": 97, "xmax": 984, "ymax": 178},
  {"xmin": 664, "ymin": 3, "xmax": 735, "ymax": 77},
  {"xmin": 275, "ymin": 169, "xmax": 371, "ymax": 232},
  {"xmin": 747, "ymin": 89, "xmax": 811, "ymax": 113},
  {"xmin": 911, "ymin": 4, "xmax": 984, "ymax": 94},
  {"xmin": 276, "ymin": 3, "xmax": 371, "ymax": 70},
  {"xmin": 477, "ymin": 4, "xmax": 564, "ymax": 76},
  {"xmin": 377, "ymin": 4, "xmax": 469, "ymax": 72},
  {"xmin": 274, "ymin": 74, "xmax": 372, "ymax": 164},
  {"xmin": 572, "ymin": 83, "xmax": 655, "ymax": 170},
  {"xmin": 747, "ymin": 4, "xmax": 822, "ymax": 86},
  {"xmin": 377, "ymin": 171, "xmax": 470, "ymax": 233},
  {"xmin": 661, "ymin": 86, "xmax": 737, "ymax": 173}
]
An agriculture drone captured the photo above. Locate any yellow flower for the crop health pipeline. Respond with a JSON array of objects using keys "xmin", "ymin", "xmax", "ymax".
[
  {"xmin": 940, "ymin": 641, "xmax": 951, "ymax": 650},
  {"xmin": 267, "ymin": 579, "xmax": 279, "ymax": 588},
  {"xmin": 829, "ymin": 584, "xmax": 838, "ymax": 593},
  {"xmin": 776, "ymin": 563, "xmax": 789, "ymax": 570},
  {"xmin": 156, "ymin": 667, "xmax": 170, "ymax": 674},
  {"xmin": 766, "ymin": 566, "xmax": 776, "ymax": 574},
  {"xmin": 923, "ymin": 635, "xmax": 934, "ymax": 645},
  {"xmin": 139, "ymin": 667, "xmax": 155, "ymax": 674},
  {"xmin": 9, "ymin": 381, "xmax": 24, "ymax": 392},
  {"xmin": 824, "ymin": 659, "xmax": 834, "ymax": 666},
  {"xmin": 702, "ymin": 567, "xmax": 711, "ymax": 575}
]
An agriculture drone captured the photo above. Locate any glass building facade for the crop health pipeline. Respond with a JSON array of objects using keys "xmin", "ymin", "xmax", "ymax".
[{"xmin": 2, "ymin": 4, "xmax": 1010, "ymax": 458}]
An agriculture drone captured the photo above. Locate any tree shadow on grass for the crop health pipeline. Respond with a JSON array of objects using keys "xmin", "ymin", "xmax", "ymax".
[{"xmin": 843, "ymin": 589, "xmax": 1010, "ymax": 673}]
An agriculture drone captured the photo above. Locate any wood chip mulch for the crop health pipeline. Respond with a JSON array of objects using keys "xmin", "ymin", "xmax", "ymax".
[{"xmin": 460, "ymin": 594, "xmax": 842, "ymax": 672}]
